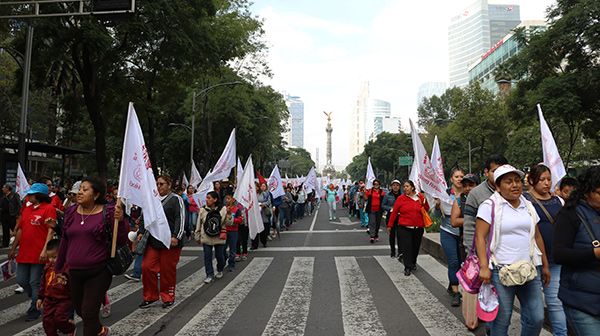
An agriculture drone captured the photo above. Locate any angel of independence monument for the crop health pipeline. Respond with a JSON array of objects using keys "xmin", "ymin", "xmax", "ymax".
[{"xmin": 322, "ymin": 112, "xmax": 336, "ymax": 176}]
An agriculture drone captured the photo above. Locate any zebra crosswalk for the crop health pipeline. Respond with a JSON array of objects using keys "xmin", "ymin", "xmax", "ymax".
[{"xmin": 0, "ymin": 253, "xmax": 552, "ymax": 336}]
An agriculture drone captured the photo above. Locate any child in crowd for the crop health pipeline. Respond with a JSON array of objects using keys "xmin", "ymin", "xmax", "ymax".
[{"xmin": 36, "ymin": 239, "xmax": 75, "ymax": 336}]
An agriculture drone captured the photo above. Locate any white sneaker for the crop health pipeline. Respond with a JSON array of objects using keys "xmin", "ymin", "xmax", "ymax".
[
  {"xmin": 204, "ymin": 277, "xmax": 213, "ymax": 284},
  {"xmin": 215, "ymin": 271, "xmax": 223, "ymax": 279},
  {"xmin": 15, "ymin": 285, "xmax": 24, "ymax": 294}
]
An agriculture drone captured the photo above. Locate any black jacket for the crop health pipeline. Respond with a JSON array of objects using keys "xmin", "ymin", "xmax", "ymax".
[
  {"xmin": 0, "ymin": 192, "xmax": 20, "ymax": 218},
  {"xmin": 140, "ymin": 193, "xmax": 185, "ymax": 249}
]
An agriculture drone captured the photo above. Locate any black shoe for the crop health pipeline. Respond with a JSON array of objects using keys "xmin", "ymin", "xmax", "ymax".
[
  {"xmin": 262, "ymin": 243, "xmax": 267, "ymax": 248},
  {"xmin": 451, "ymin": 293, "xmax": 461, "ymax": 307},
  {"xmin": 25, "ymin": 309, "xmax": 41, "ymax": 321},
  {"xmin": 250, "ymin": 246, "xmax": 258, "ymax": 250},
  {"xmin": 411, "ymin": 265, "xmax": 417, "ymax": 271},
  {"xmin": 139, "ymin": 300, "xmax": 157, "ymax": 309},
  {"xmin": 390, "ymin": 252, "xmax": 396, "ymax": 258},
  {"xmin": 162, "ymin": 301, "xmax": 174, "ymax": 309},
  {"xmin": 404, "ymin": 269, "xmax": 411, "ymax": 276},
  {"xmin": 447, "ymin": 284, "xmax": 454, "ymax": 296}
]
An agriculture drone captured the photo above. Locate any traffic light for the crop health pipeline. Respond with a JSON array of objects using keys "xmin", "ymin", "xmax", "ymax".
[{"xmin": 93, "ymin": 0, "xmax": 132, "ymax": 12}]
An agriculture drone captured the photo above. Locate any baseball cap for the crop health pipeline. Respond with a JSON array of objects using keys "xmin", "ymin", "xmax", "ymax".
[
  {"xmin": 391, "ymin": 179, "xmax": 401, "ymax": 186},
  {"xmin": 27, "ymin": 183, "xmax": 49, "ymax": 196},
  {"xmin": 493, "ymin": 164, "xmax": 525, "ymax": 185},
  {"xmin": 461, "ymin": 174, "xmax": 480, "ymax": 185},
  {"xmin": 477, "ymin": 283, "xmax": 499, "ymax": 322}
]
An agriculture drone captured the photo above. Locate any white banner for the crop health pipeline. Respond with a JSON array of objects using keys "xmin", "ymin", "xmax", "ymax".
[
  {"xmin": 190, "ymin": 160, "xmax": 202, "ymax": 188},
  {"xmin": 303, "ymin": 168, "xmax": 317, "ymax": 193},
  {"xmin": 538, "ymin": 104, "xmax": 567, "ymax": 189},
  {"xmin": 234, "ymin": 156, "xmax": 264, "ymax": 239},
  {"xmin": 117, "ymin": 103, "xmax": 171, "ymax": 248},
  {"xmin": 431, "ymin": 135, "xmax": 449, "ymax": 203},
  {"xmin": 409, "ymin": 120, "xmax": 450, "ymax": 203},
  {"xmin": 182, "ymin": 173, "xmax": 189, "ymax": 188},
  {"xmin": 16, "ymin": 163, "xmax": 30, "ymax": 199},
  {"xmin": 204, "ymin": 129, "xmax": 236, "ymax": 183},
  {"xmin": 366, "ymin": 157, "xmax": 376, "ymax": 189},
  {"xmin": 237, "ymin": 157, "xmax": 244, "ymax": 183},
  {"xmin": 268, "ymin": 165, "xmax": 285, "ymax": 199},
  {"xmin": 193, "ymin": 169, "xmax": 213, "ymax": 207}
]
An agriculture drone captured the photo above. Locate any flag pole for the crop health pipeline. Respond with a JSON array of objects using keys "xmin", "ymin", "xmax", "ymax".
[{"xmin": 111, "ymin": 198, "xmax": 122, "ymax": 258}]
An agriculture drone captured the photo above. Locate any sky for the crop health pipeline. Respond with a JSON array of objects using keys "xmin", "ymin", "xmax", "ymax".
[{"xmin": 249, "ymin": 0, "xmax": 555, "ymax": 171}]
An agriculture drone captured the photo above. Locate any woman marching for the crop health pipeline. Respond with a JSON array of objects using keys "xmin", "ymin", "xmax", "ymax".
[
  {"xmin": 476, "ymin": 165, "xmax": 550, "ymax": 336},
  {"xmin": 195, "ymin": 191, "xmax": 227, "ymax": 283},
  {"xmin": 388, "ymin": 180, "xmax": 429, "ymax": 276},
  {"xmin": 365, "ymin": 179, "xmax": 386, "ymax": 243},
  {"xmin": 323, "ymin": 183, "xmax": 338, "ymax": 221},
  {"xmin": 524, "ymin": 164, "xmax": 567, "ymax": 335}
]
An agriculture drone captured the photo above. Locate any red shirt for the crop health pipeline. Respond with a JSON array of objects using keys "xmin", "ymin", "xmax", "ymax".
[
  {"xmin": 365, "ymin": 189, "xmax": 385, "ymax": 213},
  {"xmin": 38, "ymin": 262, "xmax": 70, "ymax": 301},
  {"xmin": 388, "ymin": 194, "xmax": 430, "ymax": 228},
  {"xmin": 17, "ymin": 203, "xmax": 56, "ymax": 264},
  {"xmin": 50, "ymin": 194, "xmax": 65, "ymax": 212},
  {"xmin": 225, "ymin": 203, "xmax": 243, "ymax": 232}
]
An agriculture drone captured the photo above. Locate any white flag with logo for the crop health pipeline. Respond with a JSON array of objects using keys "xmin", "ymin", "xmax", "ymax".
[
  {"xmin": 189, "ymin": 160, "xmax": 202, "ymax": 188},
  {"xmin": 16, "ymin": 163, "xmax": 30, "ymax": 199},
  {"xmin": 431, "ymin": 135, "xmax": 450, "ymax": 203},
  {"xmin": 117, "ymin": 103, "xmax": 171, "ymax": 248},
  {"xmin": 234, "ymin": 156, "xmax": 263, "ymax": 239},
  {"xmin": 409, "ymin": 119, "xmax": 450, "ymax": 203},
  {"xmin": 268, "ymin": 165, "xmax": 285, "ymax": 199},
  {"xmin": 366, "ymin": 157, "xmax": 376, "ymax": 189},
  {"xmin": 237, "ymin": 157, "xmax": 244, "ymax": 182},
  {"xmin": 182, "ymin": 173, "xmax": 189, "ymax": 188},
  {"xmin": 304, "ymin": 167, "xmax": 317, "ymax": 193},
  {"xmin": 205, "ymin": 129, "xmax": 236, "ymax": 183},
  {"xmin": 193, "ymin": 169, "xmax": 213, "ymax": 207},
  {"xmin": 538, "ymin": 104, "xmax": 567, "ymax": 189}
]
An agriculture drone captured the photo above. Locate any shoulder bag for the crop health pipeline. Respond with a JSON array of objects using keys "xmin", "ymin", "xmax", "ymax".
[
  {"xmin": 575, "ymin": 208, "xmax": 600, "ymax": 248},
  {"xmin": 104, "ymin": 207, "xmax": 134, "ymax": 276},
  {"xmin": 419, "ymin": 194, "xmax": 433, "ymax": 228}
]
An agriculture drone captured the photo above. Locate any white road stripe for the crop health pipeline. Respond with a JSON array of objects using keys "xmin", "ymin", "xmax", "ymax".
[
  {"xmin": 0, "ymin": 281, "xmax": 18, "ymax": 300},
  {"xmin": 176, "ymin": 257, "xmax": 273, "ymax": 336},
  {"xmin": 250, "ymin": 245, "xmax": 389, "ymax": 252},
  {"xmin": 262, "ymin": 257, "xmax": 314, "ymax": 336},
  {"xmin": 335, "ymin": 256, "xmax": 386, "ymax": 336},
  {"xmin": 417, "ymin": 255, "xmax": 552, "ymax": 336},
  {"xmin": 11, "ymin": 257, "xmax": 196, "ymax": 335},
  {"xmin": 282, "ymin": 229, "xmax": 381, "ymax": 234},
  {"xmin": 309, "ymin": 204, "xmax": 320, "ymax": 231},
  {"xmin": 375, "ymin": 256, "xmax": 470, "ymax": 336}
]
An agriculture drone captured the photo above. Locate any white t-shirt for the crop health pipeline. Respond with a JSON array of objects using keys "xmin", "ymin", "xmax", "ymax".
[{"xmin": 476, "ymin": 198, "xmax": 539, "ymax": 265}]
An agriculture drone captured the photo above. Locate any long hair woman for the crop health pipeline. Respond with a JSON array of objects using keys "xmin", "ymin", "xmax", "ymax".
[
  {"xmin": 475, "ymin": 165, "xmax": 550, "ymax": 336},
  {"xmin": 195, "ymin": 191, "xmax": 227, "ymax": 284},
  {"xmin": 388, "ymin": 180, "xmax": 429, "ymax": 276},
  {"xmin": 554, "ymin": 166, "xmax": 600, "ymax": 335},
  {"xmin": 54, "ymin": 177, "xmax": 128, "ymax": 336}
]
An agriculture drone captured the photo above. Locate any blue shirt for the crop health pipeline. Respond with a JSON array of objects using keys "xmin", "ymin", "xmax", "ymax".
[{"xmin": 524, "ymin": 193, "xmax": 563, "ymax": 264}]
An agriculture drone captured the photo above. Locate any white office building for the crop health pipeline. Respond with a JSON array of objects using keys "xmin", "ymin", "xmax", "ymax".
[
  {"xmin": 417, "ymin": 82, "xmax": 448, "ymax": 105},
  {"xmin": 283, "ymin": 95, "xmax": 304, "ymax": 148}
]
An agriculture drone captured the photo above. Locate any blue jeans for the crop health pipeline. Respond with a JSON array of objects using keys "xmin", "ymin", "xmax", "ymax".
[
  {"xmin": 564, "ymin": 305, "xmax": 600, "ymax": 336},
  {"xmin": 542, "ymin": 264, "xmax": 567, "ymax": 336},
  {"xmin": 328, "ymin": 201, "xmax": 336, "ymax": 219},
  {"xmin": 359, "ymin": 209, "xmax": 369, "ymax": 227},
  {"xmin": 440, "ymin": 229, "xmax": 461, "ymax": 286},
  {"xmin": 132, "ymin": 254, "xmax": 143, "ymax": 278},
  {"xmin": 490, "ymin": 268, "xmax": 544, "ymax": 336},
  {"xmin": 187, "ymin": 212, "xmax": 198, "ymax": 235},
  {"xmin": 225, "ymin": 231, "xmax": 238, "ymax": 268},
  {"xmin": 16, "ymin": 263, "xmax": 44, "ymax": 313},
  {"xmin": 203, "ymin": 244, "xmax": 225, "ymax": 277}
]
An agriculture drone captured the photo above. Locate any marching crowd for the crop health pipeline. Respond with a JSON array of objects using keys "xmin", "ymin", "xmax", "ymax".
[{"xmin": 1, "ymin": 156, "xmax": 600, "ymax": 336}]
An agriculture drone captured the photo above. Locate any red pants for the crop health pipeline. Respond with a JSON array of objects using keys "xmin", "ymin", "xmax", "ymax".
[
  {"xmin": 43, "ymin": 297, "xmax": 75, "ymax": 336},
  {"xmin": 142, "ymin": 245, "xmax": 182, "ymax": 303}
]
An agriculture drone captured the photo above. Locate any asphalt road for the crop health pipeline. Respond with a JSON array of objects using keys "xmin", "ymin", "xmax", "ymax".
[{"xmin": 0, "ymin": 202, "xmax": 548, "ymax": 335}]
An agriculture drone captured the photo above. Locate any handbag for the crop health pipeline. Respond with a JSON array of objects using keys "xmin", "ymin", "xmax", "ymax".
[
  {"xmin": 103, "ymin": 207, "xmax": 134, "ymax": 276},
  {"xmin": 419, "ymin": 194, "xmax": 433, "ymax": 228},
  {"xmin": 497, "ymin": 260, "xmax": 537, "ymax": 286},
  {"xmin": 456, "ymin": 200, "xmax": 495, "ymax": 294}
]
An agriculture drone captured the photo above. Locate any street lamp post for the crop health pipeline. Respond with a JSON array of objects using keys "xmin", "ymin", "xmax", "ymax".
[
  {"xmin": 17, "ymin": 26, "xmax": 33, "ymax": 168},
  {"xmin": 468, "ymin": 141, "xmax": 482, "ymax": 174}
]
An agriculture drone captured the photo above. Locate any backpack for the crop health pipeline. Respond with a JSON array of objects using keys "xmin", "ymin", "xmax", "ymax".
[{"xmin": 203, "ymin": 207, "xmax": 222, "ymax": 237}]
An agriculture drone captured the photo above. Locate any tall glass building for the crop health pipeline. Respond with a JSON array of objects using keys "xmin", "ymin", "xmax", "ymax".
[
  {"xmin": 417, "ymin": 82, "xmax": 448, "ymax": 105},
  {"xmin": 367, "ymin": 98, "xmax": 391, "ymax": 141},
  {"xmin": 284, "ymin": 95, "xmax": 304, "ymax": 148},
  {"xmin": 448, "ymin": 0, "xmax": 520, "ymax": 88}
]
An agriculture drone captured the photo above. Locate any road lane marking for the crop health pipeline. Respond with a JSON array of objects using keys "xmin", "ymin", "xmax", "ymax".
[
  {"xmin": 176, "ymin": 257, "xmax": 273, "ymax": 336},
  {"xmin": 11, "ymin": 257, "xmax": 196, "ymax": 335},
  {"xmin": 335, "ymin": 256, "xmax": 386, "ymax": 336},
  {"xmin": 308, "ymin": 204, "xmax": 319, "ymax": 231},
  {"xmin": 283, "ymin": 229, "xmax": 380, "ymax": 234},
  {"xmin": 375, "ymin": 256, "xmax": 470, "ymax": 336},
  {"xmin": 261, "ymin": 257, "xmax": 314, "ymax": 336},
  {"xmin": 252, "ymin": 245, "xmax": 390, "ymax": 252}
]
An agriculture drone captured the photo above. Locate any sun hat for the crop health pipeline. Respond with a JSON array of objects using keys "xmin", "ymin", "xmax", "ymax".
[
  {"xmin": 477, "ymin": 283, "xmax": 499, "ymax": 322},
  {"xmin": 27, "ymin": 183, "xmax": 49, "ymax": 196},
  {"xmin": 493, "ymin": 164, "xmax": 525, "ymax": 185},
  {"xmin": 391, "ymin": 179, "xmax": 401, "ymax": 186},
  {"xmin": 461, "ymin": 173, "xmax": 480, "ymax": 185}
]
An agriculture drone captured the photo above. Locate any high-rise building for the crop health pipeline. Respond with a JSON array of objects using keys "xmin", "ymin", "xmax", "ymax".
[
  {"xmin": 284, "ymin": 95, "xmax": 304, "ymax": 148},
  {"xmin": 349, "ymin": 82, "xmax": 370, "ymax": 159},
  {"xmin": 417, "ymin": 82, "xmax": 448, "ymax": 105},
  {"xmin": 367, "ymin": 98, "xmax": 391, "ymax": 140},
  {"xmin": 468, "ymin": 20, "xmax": 547, "ymax": 94},
  {"xmin": 448, "ymin": 0, "xmax": 520, "ymax": 88}
]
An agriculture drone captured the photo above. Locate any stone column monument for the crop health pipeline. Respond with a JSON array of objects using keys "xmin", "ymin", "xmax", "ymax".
[{"xmin": 322, "ymin": 111, "xmax": 336, "ymax": 176}]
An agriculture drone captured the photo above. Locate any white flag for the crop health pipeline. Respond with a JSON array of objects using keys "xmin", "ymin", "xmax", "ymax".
[
  {"xmin": 366, "ymin": 157, "xmax": 376, "ymax": 189},
  {"xmin": 431, "ymin": 135, "xmax": 449, "ymax": 203},
  {"xmin": 538, "ymin": 104, "xmax": 567, "ymax": 189},
  {"xmin": 236, "ymin": 157, "xmax": 244, "ymax": 183},
  {"xmin": 304, "ymin": 167, "xmax": 317, "ymax": 193},
  {"xmin": 268, "ymin": 165, "xmax": 285, "ymax": 199},
  {"xmin": 189, "ymin": 160, "xmax": 202, "ymax": 188},
  {"xmin": 205, "ymin": 129, "xmax": 236, "ymax": 183},
  {"xmin": 409, "ymin": 119, "xmax": 450, "ymax": 203},
  {"xmin": 117, "ymin": 103, "xmax": 171, "ymax": 249},
  {"xmin": 234, "ymin": 156, "xmax": 263, "ymax": 239},
  {"xmin": 193, "ymin": 169, "xmax": 213, "ymax": 207},
  {"xmin": 16, "ymin": 163, "xmax": 30, "ymax": 199},
  {"xmin": 182, "ymin": 173, "xmax": 189, "ymax": 188}
]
